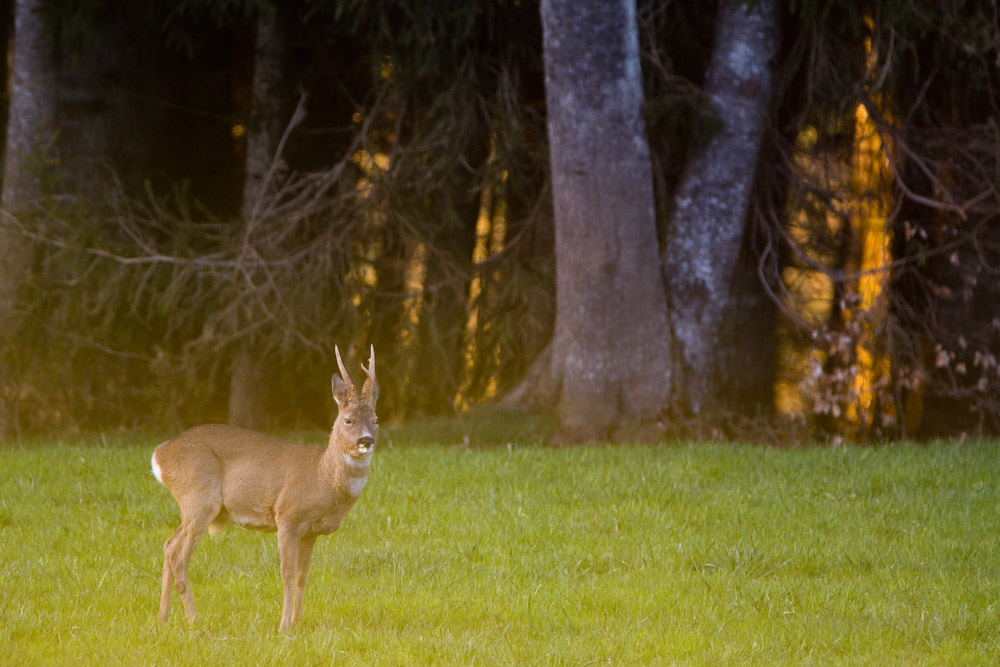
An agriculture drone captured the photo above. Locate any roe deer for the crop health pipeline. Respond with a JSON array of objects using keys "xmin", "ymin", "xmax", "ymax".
[{"xmin": 152, "ymin": 345, "xmax": 379, "ymax": 633}]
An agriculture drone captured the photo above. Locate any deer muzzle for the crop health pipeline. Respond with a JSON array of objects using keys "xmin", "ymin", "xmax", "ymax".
[{"xmin": 355, "ymin": 435, "xmax": 374, "ymax": 454}]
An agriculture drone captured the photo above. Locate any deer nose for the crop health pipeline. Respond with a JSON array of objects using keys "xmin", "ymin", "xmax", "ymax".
[{"xmin": 357, "ymin": 435, "xmax": 375, "ymax": 448}]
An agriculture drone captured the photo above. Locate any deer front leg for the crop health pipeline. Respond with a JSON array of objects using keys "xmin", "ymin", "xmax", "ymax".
[
  {"xmin": 291, "ymin": 535, "xmax": 317, "ymax": 626},
  {"xmin": 276, "ymin": 524, "xmax": 303, "ymax": 633}
]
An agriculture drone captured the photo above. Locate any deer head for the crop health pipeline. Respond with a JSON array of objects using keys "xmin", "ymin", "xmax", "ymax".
[{"xmin": 330, "ymin": 345, "xmax": 379, "ymax": 460}]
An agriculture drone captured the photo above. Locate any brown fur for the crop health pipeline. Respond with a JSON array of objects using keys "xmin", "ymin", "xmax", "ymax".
[{"xmin": 152, "ymin": 346, "xmax": 379, "ymax": 632}]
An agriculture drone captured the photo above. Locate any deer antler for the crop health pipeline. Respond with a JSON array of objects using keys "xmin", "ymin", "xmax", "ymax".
[
  {"xmin": 335, "ymin": 345, "xmax": 354, "ymax": 391},
  {"xmin": 361, "ymin": 345, "xmax": 379, "ymax": 405},
  {"xmin": 364, "ymin": 345, "xmax": 375, "ymax": 380}
]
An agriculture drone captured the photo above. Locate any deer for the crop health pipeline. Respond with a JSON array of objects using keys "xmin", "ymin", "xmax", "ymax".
[{"xmin": 151, "ymin": 345, "xmax": 379, "ymax": 633}]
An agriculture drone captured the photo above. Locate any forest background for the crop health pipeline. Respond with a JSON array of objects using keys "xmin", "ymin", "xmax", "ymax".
[{"xmin": 0, "ymin": 0, "xmax": 997, "ymax": 444}]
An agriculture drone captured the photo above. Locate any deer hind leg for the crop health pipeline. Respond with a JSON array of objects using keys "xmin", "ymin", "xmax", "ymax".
[
  {"xmin": 158, "ymin": 528, "xmax": 182, "ymax": 621},
  {"xmin": 171, "ymin": 521, "xmax": 207, "ymax": 621},
  {"xmin": 291, "ymin": 535, "xmax": 317, "ymax": 627},
  {"xmin": 162, "ymin": 493, "xmax": 221, "ymax": 623}
]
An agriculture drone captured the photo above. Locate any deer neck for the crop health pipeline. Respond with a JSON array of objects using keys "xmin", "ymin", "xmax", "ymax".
[{"xmin": 321, "ymin": 435, "xmax": 371, "ymax": 500}]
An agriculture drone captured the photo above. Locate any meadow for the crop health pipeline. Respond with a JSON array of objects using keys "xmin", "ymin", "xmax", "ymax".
[{"xmin": 1, "ymin": 413, "xmax": 998, "ymax": 665}]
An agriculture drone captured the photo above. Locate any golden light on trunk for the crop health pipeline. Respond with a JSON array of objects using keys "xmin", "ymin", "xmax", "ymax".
[
  {"xmin": 400, "ymin": 242, "xmax": 428, "ymax": 347},
  {"xmin": 844, "ymin": 17, "xmax": 895, "ymax": 432},
  {"xmin": 349, "ymin": 150, "xmax": 390, "ymax": 307},
  {"xmin": 458, "ymin": 149, "xmax": 507, "ymax": 408},
  {"xmin": 776, "ymin": 16, "xmax": 896, "ymax": 438}
]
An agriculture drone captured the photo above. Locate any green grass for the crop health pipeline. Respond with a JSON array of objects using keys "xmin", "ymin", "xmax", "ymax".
[{"xmin": 2, "ymin": 420, "xmax": 999, "ymax": 665}]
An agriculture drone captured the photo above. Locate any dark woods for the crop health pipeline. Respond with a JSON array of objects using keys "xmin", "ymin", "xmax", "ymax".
[
  {"xmin": 0, "ymin": 0, "xmax": 552, "ymax": 434},
  {"xmin": 0, "ymin": 0, "xmax": 997, "ymax": 442}
]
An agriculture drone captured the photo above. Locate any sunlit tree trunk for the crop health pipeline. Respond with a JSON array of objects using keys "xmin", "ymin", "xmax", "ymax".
[
  {"xmin": 362, "ymin": 228, "xmax": 412, "ymax": 416},
  {"xmin": 410, "ymin": 178, "xmax": 483, "ymax": 415},
  {"xmin": 662, "ymin": 0, "xmax": 778, "ymax": 416},
  {"xmin": 1, "ymin": 0, "xmax": 58, "ymax": 438},
  {"xmin": 533, "ymin": 0, "xmax": 672, "ymax": 442}
]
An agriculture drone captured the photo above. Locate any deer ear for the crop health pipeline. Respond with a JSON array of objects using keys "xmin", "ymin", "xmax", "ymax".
[{"xmin": 331, "ymin": 373, "xmax": 352, "ymax": 407}]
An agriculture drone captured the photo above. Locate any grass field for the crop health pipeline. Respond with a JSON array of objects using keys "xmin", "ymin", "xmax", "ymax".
[{"xmin": 1, "ymin": 414, "xmax": 999, "ymax": 665}]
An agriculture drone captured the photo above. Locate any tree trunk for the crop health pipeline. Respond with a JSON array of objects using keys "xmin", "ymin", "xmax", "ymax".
[
  {"xmin": 537, "ymin": 0, "xmax": 672, "ymax": 442},
  {"xmin": 3, "ymin": 0, "xmax": 57, "ymax": 209},
  {"xmin": 229, "ymin": 4, "xmax": 294, "ymax": 429},
  {"xmin": 55, "ymin": 2, "xmax": 159, "ymax": 199},
  {"xmin": 228, "ymin": 347, "xmax": 269, "ymax": 430},
  {"xmin": 661, "ymin": 0, "xmax": 778, "ymax": 415},
  {"xmin": 241, "ymin": 3, "xmax": 292, "ymax": 220},
  {"xmin": 409, "ymin": 180, "xmax": 483, "ymax": 416},
  {"xmin": 1, "ymin": 0, "xmax": 58, "ymax": 438}
]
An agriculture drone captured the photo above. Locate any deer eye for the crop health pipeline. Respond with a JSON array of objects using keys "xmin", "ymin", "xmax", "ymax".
[
  {"xmin": 343, "ymin": 417, "xmax": 353, "ymax": 425},
  {"xmin": 373, "ymin": 417, "xmax": 379, "ymax": 426}
]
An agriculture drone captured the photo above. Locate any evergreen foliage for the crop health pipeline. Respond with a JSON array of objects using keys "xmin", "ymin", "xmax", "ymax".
[{"xmin": 0, "ymin": 0, "xmax": 997, "ymax": 439}]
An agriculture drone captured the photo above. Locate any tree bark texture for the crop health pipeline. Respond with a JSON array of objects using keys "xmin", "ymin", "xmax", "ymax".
[
  {"xmin": 3, "ymin": 0, "xmax": 57, "ymax": 210},
  {"xmin": 241, "ymin": 3, "xmax": 293, "ymax": 220},
  {"xmin": 662, "ymin": 0, "xmax": 778, "ymax": 415},
  {"xmin": 1, "ymin": 0, "xmax": 58, "ymax": 438},
  {"xmin": 540, "ymin": 0, "xmax": 672, "ymax": 442},
  {"xmin": 55, "ymin": 3, "xmax": 160, "ymax": 199}
]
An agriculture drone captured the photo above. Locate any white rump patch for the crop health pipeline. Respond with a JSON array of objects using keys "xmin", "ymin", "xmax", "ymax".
[{"xmin": 151, "ymin": 450, "xmax": 163, "ymax": 484}]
